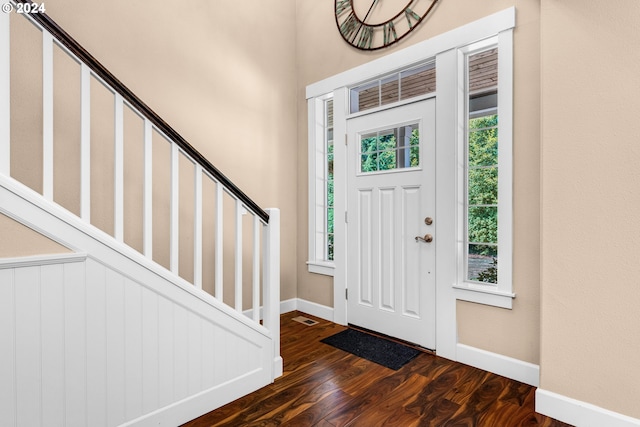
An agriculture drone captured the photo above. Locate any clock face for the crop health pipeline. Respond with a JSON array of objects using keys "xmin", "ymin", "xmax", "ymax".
[{"xmin": 335, "ymin": 0, "xmax": 439, "ymax": 51}]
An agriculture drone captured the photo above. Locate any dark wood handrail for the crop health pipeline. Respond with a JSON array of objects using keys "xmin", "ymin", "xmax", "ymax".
[{"xmin": 16, "ymin": 0, "xmax": 269, "ymax": 223}]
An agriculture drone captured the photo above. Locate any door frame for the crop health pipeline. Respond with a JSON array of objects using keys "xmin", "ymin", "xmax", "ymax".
[
  {"xmin": 306, "ymin": 7, "xmax": 516, "ymax": 360},
  {"xmin": 332, "ymin": 77, "xmax": 457, "ymax": 358},
  {"xmin": 346, "ymin": 99, "xmax": 437, "ymax": 349}
]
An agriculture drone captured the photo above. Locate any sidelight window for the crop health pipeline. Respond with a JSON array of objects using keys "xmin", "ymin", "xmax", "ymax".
[
  {"xmin": 307, "ymin": 94, "xmax": 336, "ymax": 275},
  {"xmin": 455, "ymin": 34, "xmax": 514, "ymax": 308},
  {"xmin": 466, "ymin": 48, "xmax": 499, "ymax": 284}
]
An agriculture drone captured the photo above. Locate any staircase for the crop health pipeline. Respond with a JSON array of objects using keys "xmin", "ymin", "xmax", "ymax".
[{"xmin": 0, "ymin": 2, "xmax": 281, "ymax": 426}]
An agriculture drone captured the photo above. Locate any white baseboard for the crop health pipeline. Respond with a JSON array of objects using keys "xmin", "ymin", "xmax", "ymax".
[
  {"xmin": 279, "ymin": 298, "xmax": 334, "ymax": 322},
  {"xmin": 536, "ymin": 389, "xmax": 640, "ymax": 427},
  {"xmin": 293, "ymin": 298, "xmax": 334, "ymax": 321},
  {"xmin": 456, "ymin": 343, "xmax": 539, "ymax": 387},
  {"xmin": 279, "ymin": 298, "xmax": 298, "ymax": 315},
  {"xmin": 243, "ymin": 298, "xmax": 334, "ymax": 323},
  {"xmin": 122, "ymin": 369, "xmax": 270, "ymax": 427}
]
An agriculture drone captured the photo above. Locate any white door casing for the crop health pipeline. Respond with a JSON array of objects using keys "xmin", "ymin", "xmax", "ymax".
[{"xmin": 346, "ymin": 99, "xmax": 436, "ymax": 349}]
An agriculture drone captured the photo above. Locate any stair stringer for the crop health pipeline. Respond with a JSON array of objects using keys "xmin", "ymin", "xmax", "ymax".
[{"xmin": 0, "ymin": 176, "xmax": 275, "ymax": 426}]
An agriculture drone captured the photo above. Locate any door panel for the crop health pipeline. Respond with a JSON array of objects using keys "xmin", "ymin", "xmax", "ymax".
[
  {"xmin": 379, "ymin": 187, "xmax": 394, "ymax": 311},
  {"xmin": 357, "ymin": 189, "xmax": 373, "ymax": 306},
  {"xmin": 402, "ymin": 185, "xmax": 422, "ymax": 318},
  {"xmin": 347, "ymin": 100, "xmax": 436, "ymax": 349}
]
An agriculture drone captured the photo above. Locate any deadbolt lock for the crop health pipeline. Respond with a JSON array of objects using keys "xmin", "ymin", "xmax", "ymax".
[{"xmin": 424, "ymin": 217, "xmax": 433, "ymax": 225}]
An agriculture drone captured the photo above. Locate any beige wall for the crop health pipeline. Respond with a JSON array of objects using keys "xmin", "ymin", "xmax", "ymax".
[
  {"xmin": 2, "ymin": 0, "xmax": 299, "ymax": 303},
  {"xmin": 540, "ymin": 0, "xmax": 640, "ymax": 418},
  {"xmin": 0, "ymin": 213, "xmax": 70, "ymax": 257},
  {"xmin": 295, "ymin": 1, "xmax": 542, "ymax": 364}
]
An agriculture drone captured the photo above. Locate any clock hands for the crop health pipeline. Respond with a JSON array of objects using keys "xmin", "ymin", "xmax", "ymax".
[
  {"xmin": 361, "ymin": 0, "xmax": 380, "ymax": 23},
  {"xmin": 350, "ymin": 0, "xmax": 380, "ymax": 44}
]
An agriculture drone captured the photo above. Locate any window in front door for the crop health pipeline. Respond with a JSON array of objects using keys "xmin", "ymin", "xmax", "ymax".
[{"xmin": 359, "ymin": 123, "xmax": 419, "ymax": 173}]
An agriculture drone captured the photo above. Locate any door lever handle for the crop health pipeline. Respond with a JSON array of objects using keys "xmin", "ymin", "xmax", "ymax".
[{"xmin": 415, "ymin": 234, "xmax": 433, "ymax": 243}]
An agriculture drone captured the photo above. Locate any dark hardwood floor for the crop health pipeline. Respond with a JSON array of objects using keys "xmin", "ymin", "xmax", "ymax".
[{"xmin": 183, "ymin": 311, "xmax": 572, "ymax": 427}]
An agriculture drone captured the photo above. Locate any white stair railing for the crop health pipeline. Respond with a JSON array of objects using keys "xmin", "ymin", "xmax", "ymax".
[{"xmin": 0, "ymin": 1, "xmax": 280, "ymax": 374}]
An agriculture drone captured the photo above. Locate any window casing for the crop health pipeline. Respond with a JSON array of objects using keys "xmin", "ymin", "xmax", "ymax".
[
  {"xmin": 326, "ymin": 99, "xmax": 335, "ymax": 262},
  {"xmin": 454, "ymin": 34, "xmax": 514, "ymax": 308},
  {"xmin": 307, "ymin": 94, "xmax": 335, "ymax": 275}
]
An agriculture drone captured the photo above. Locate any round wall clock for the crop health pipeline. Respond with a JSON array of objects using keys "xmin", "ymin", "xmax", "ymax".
[{"xmin": 334, "ymin": 0, "xmax": 439, "ymax": 51}]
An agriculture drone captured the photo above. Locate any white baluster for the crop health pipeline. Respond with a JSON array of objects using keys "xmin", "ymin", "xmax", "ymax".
[
  {"xmin": 170, "ymin": 143, "xmax": 179, "ymax": 274},
  {"xmin": 42, "ymin": 33, "xmax": 53, "ymax": 201},
  {"xmin": 234, "ymin": 199, "xmax": 242, "ymax": 312},
  {"xmin": 214, "ymin": 181, "xmax": 223, "ymax": 300},
  {"xmin": 114, "ymin": 93, "xmax": 124, "ymax": 242},
  {"xmin": 194, "ymin": 164, "xmax": 203, "ymax": 289},
  {"xmin": 143, "ymin": 120, "xmax": 153, "ymax": 258},
  {"xmin": 0, "ymin": 9, "xmax": 9, "ymax": 176},
  {"xmin": 80, "ymin": 65, "xmax": 91, "ymax": 222},
  {"xmin": 252, "ymin": 214, "xmax": 260, "ymax": 323}
]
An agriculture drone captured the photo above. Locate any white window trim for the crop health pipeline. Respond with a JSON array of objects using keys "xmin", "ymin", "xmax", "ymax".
[
  {"xmin": 454, "ymin": 30, "xmax": 515, "ymax": 309},
  {"xmin": 307, "ymin": 93, "xmax": 335, "ymax": 276}
]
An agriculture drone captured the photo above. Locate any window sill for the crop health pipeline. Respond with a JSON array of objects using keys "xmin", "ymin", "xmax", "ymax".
[
  {"xmin": 307, "ymin": 261, "xmax": 335, "ymax": 277},
  {"xmin": 453, "ymin": 283, "xmax": 515, "ymax": 309}
]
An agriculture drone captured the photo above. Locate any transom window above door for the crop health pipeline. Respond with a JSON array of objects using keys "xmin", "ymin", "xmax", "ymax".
[
  {"xmin": 350, "ymin": 62, "xmax": 435, "ymax": 114},
  {"xmin": 359, "ymin": 123, "xmax": 420, "ymax": 173}
]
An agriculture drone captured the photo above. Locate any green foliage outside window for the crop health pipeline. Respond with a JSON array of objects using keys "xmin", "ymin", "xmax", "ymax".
[
  {"xmin": 327, "ymin": 143, "xmax": 334, "ymax": 260},
  {"xmin": 360, "ymin": 128, "xmax": 419, "ymax": 172},
  {"xmin": 476, "ymin": 257, "xmax": 498, "ymax": 284},
  {"xmin": 467, "ymin": 114, "xmax": 498, "ymax": 283}
]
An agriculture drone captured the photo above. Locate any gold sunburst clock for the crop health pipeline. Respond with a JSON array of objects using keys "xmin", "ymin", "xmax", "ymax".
[{"xmin": 335, "ymin": 0, "xmax": 440, "ymax": 51}]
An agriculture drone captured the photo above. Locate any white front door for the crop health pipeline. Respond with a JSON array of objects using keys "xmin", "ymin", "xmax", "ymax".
[{"xmin": 346, "ymin": 99, "xmax": 436, "ymax": 349}]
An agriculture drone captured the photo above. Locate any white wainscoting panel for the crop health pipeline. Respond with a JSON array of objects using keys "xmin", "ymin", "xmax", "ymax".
[{"xmin": 0, "ymin": 254, "xmax": 273, "ymax": 426}]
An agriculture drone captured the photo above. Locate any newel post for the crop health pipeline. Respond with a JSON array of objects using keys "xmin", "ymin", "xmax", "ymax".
[
  {"xmin": 0, "ymin": 9, "xmax": 10, "ymax": 176},
  {"xmin": 263, "ymin": 208, "xmax": 282, "ymax": 379}
]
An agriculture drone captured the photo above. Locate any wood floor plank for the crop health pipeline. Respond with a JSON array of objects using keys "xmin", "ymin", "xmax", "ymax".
[
  {"xmin": 183, "ymin": 311, "xmax": 573, "ymax": 427},
  {"xmin": 500, "ymin": 379, "xmax": 537, "ymax": 407},
  {"xmin": 444, "ymin": 374, "xmax": 514, "ymax": 426},
  {"xmin": 417, "ymin": 398, "xmax": 461, "ymax": 426},
  {"xmin": 323, "ymin": 363, "xmax": 424, "ymax": 426},
  {"xmin": 343, "ymin": 373, "xmax": 431, "ymax": 426},
  {"xmin": 404, "ymin": 362, "xmax": 483, "ymax": 419},
  {"xmin": 284, "ymin": 388, "xmax": 353, "ymax": 427}
]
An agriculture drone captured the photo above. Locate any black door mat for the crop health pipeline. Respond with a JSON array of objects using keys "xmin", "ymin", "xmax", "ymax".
[{"xmin": 320, "ymin": 328, "xmax": 420, "ymax": 370}]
